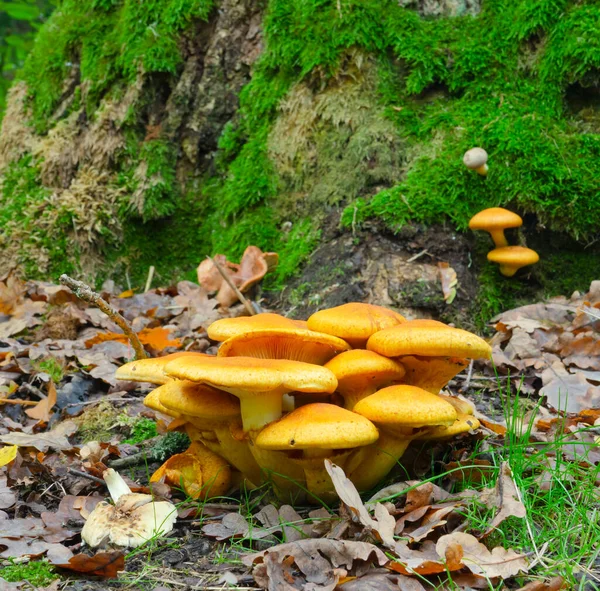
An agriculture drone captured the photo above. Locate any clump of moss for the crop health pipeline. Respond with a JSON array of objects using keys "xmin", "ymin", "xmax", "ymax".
[
  {"xmin": 75, "ymin": 400, "xmax": 136, "ymax": 443},
  {"xmin": 0, "ymin": 560, "xmax": 57, "ymax": 588},
  {"xmin": 122, "ymin": 418, "xmax": 158, "ymax": 445},
  {"xmin": 152, "ymin": 431, "xmax": 191, "ymax": 462}
]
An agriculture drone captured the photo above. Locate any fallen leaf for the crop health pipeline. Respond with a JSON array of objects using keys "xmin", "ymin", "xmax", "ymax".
[
  {"xmin": 339, "ymin": 571, "xmax": 427, "ymax": 590},
  {"xmin": 540, "ymin": 361, "xmax": 600, "ymax": 413},
  {"xmin": 25, "ymin": 381, "xmax": 57, "ymax": 422},
  {"xmin": 85, "ymin": 327, "xmax": 181, "ymax": 351},
  {"xmin": 0, "ymin": 431, "xmax": 72, "ymax": 452},
  {"xmin": 0, "ymin": 445, "xmax": 18, "ymax": 467},
  {"xmin": 56, "ymin": 551, "xmax": 125, "ymax": 579},
  {"xmin": 244, "ymin": 539, "xmax": 388, "ymax": 591},
  {"xmin": 0, "ymin": 476, "xmax": 16, "ymax": 509},
  {"xmin": 438, "ymin": 263, "xmax": 458, "ymax": 304},
  {"xmin": 436, "ymin": 532, "xmax": 528, "ymax": 578}
]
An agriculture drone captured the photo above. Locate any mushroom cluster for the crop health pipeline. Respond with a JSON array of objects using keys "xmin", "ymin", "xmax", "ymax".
[
  {"xmin": 469, "ymin": 208, "xmax": 539, "ymax": 276},
  {"xmin": 117, "ymin": 304, "xmax": 491, "ymax": 503}
]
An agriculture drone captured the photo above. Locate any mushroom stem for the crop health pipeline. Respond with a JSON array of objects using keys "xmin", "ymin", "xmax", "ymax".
[
  {"xmin": 475, "ymin": 163, "xmax": 488, "ymax": 176},
  {"xmin": 239, "ymin": 392, "xmax": 283, "ymax": 432},
  {"xmin": 489, "ymin": 229, "xmax": 508, "ymax": 248},
  {"xmin": 294, "ymin": 449, "xmax": 349, "ymax": 504},
  {"xmin": 342, "ymin": 387, "xmax": 377, "ymax": 411},
  {"xmin": 104, "ymin": 468, "xmax": 132, "ymax": 503},
  {"xmin": 498, "ymin": 264, "xmax": 518, "ymax": 277},
  {"xmin": 347, "ymin": 432, "xmax": 412, "ymax": 492}
]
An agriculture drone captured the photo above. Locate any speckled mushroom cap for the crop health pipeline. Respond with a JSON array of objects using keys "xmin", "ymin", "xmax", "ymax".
[
  {"xmin": 353, "ymin": 385, "xmax": 457, "ymax": 429},
  {"xmin": 367, "ymin": 319, "xmax": 492, "ymax": 360},
  {"xmin": 156, "ymin": 380, "xmax": 241, "ymax": 420},
  {"xmin": 307, "ymin": 303, "xmax": 406, "ymax": 348},
  {"xmin": 463, "ymin": 148, "xmax": 488, "ymax": 169},
  {"xmin": 255, "ymin": 403, "xmax": 379, "ymax": 450},
  {"xmin": 143, "ymin": 389, "xmax": 180, "ymax": 418},
  {"xmin": 164, "ymin": 355, "xmax": 338, "ymax": 431},
  {"xmin": 207, "ymin": 313, "xmax": 307, "ymax": 341},
  {"xmin": 324, "ymin": 350, "xmax": 406, "ymax": 409},
  {"xmin": 487, "ymin": 246, "xmax": 539, "ymax": 276},
  {"xmin": 217, "ymin": 328, "xmax": 351, "ymax": 364},
  {"xmin": 468, "ymin": 208, "xmax": 522, "ymax": 232},
  {"xmin": 116, "ymin": 352, "xmax": 209, "ymax": 385}
]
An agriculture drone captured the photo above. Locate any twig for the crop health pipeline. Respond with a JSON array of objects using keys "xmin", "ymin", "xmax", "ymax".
[
  {"xmin": 208, "ymin": 256, "xmax": 255, "ymax": 316},
  {"xmin": 463, "ymin": 359, "xmax": 474, "ymax": 390},
  {"xmin": 59, "ymin": 274, "xmax": 147, "ymax": 360},
  {"xmin": 407, "ymin": 249, "xmax": 430, "ymax": 263},
  {"xmin": 18, "ymin": 382, "xmax": 46, "ymax": 399},
  {"xmin": 144, "ymin": 265, "xmax": 155, "ymax": 293},
  {"xmin": 0, "ymin": 398, "xmax": 38, "ymax": 406},
  {"xmin": 67, "ymin": 468, "xmax": 105, "ymax": 485}
]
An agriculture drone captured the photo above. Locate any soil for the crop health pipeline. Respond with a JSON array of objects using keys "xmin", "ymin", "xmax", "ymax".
[{"xmin": 266, "ymin": 215, "xmax": 480, "ymax": 330}]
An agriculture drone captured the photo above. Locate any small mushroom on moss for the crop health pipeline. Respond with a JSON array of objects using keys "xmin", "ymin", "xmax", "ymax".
[
  {"xmin": 463, "ymin": 147, "xmax": 489, "ymax": 176},
  {"xmin": 468, "ymin": 207, "xmax": 523, "ymax": 248},
  {"xmin": 487, "ymin": 246, "xmax": 539, "ymax": 277},
  {"xmin": 81, "ymin": 468, "xmax": 177, "ymax": 548}
]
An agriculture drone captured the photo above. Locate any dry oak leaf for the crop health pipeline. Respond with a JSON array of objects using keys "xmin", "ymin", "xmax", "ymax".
[
  {"xmin": 55, "ymin": 550, "xmax": 125, "ymax": 579},
  {"xmin": 325, "ymin": 460, "xmax": 396, "ymax": 548},
  {"xmin": 0, "ymin": 431, "xmax": 72, "ymax": 452},
  {"xmin": 25, "ymin": 381, "xmax": 57, "ymax": 423},
  {"xmin": 438, "ymin": 262, "xmax": 458, "ymax": 304},
  {"xmin": 85, "ymin": 326, "xmax": 181, "ymax": 351},
  {"xmin": 540, "ymin": 361, "xmax": 600, "ymax": 413},
  {"xmin": 244, "ymin": 539, "xmax": 388, "ymax": 591},
  {"xmin": 339, "ymin": 571, "xmax": 427, "ymax": 591},
  {"xmin": 436, "ymin": 532, "xmax": 528, "ymax": 578},
  {"xmin": 0, "ymin": 476, "xmax": 16, "ymax": 509}
]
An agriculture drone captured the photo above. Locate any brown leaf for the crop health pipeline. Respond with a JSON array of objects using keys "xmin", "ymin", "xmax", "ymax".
[
  {"xmin": 0, "ymin": 476, "xmax": 16, "ymax": 509},
  {"xmin": 514, "ymin": 576, "xmax": 565, "ymax": 591},
  {"xmin": 202, "ymin": 512, "xmax": 272, "ymax": 541},
  {"xmin": 25, "ymin": 381, "xmax": 57, "ymax": 422},
  {"xmin": 56, "ymin": 551, "xmax": 125, "ymax": 579},
  {"xmin": 339, "ymin": 571, "xmax": 427, "ymax": 590},
  {"xmin": 436, "ymin": 532, "xmax": 528, "ymax": 578},
  {"xmin": 0, "ymin": 430, "xmax": 72, "ymax": 452},
  {"xmin": 540, "ymin": 361, "xmax": 600, "ymax": 413},
  {"xmin": 244, "ymin": 539, "xmax": 388, "ymax": 591},
  {"xmin": 85, "ymin": 326, "xmax": 181, "ymax": 351},
  {"xmin": 325, "ymin": 460, "xmax": 396, "ymax": 548}
]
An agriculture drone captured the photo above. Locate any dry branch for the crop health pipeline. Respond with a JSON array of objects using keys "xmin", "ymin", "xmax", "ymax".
[{"xmin": 59, "ymin": 274, "xmax": 148, "ymax": 360}]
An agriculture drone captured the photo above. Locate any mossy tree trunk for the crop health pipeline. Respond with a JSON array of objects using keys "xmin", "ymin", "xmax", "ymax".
[{"xmin": 0, "ymin": 0, "xmax": 599, "ymax": 295}]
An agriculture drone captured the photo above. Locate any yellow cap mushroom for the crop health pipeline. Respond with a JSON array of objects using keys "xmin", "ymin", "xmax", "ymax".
[
  {"xmin": 116, "ymin": 352, "xmax": 209, "ymax": 385},
  {"xmin": 468, "ymin": 207, "xmax": 523, "ymax": 248},
  {"xmin": 307, "ymin": 302, "xmax": 406, "ymax": 348},
  {"xmin": 350, "ymin": 386, "xmax": 457, "ymax": 490},
  {"xmin": 207, "ymin": 313, "xmax": 307, "ymax": 341},
  {"xmin": 164, "ymin": 356, "xmax": 337, "ymax": 432},
  {"xmin": 255, "ymin": 403, "xmax": 378, "ymax": 502},
  {"xmin": 324, "ymin": 350, "xmax": 406, "ymax": 409},
  {"xmin": 487, "ymin": 246, "xmax": 539, "ymax": 277}
]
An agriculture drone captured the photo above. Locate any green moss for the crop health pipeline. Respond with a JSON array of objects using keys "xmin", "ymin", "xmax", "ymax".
[
  {"xmin": 32, "ymin": 357, "xmax": 66, "ymax": 383},
  {"xmin": 20, "ymin": 0, "xmax": 216, "ymax": 132},
  {"xmin": 6, "ymin": 0, "xmax": 600, "ymax": 288},
  {"xmin": 123, "ymin": 417, "xmax": 158, "ymax": 444},
  {"xmin": 0, "ymin": 560, "xmax": 56, "ymax": 588}
]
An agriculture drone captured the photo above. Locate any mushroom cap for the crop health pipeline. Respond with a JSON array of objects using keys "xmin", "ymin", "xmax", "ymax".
[
  {"xmin": 487, "ymin": 246, "xmax": 540, "ymax": 267},
  {"xmin": 255, "ymin": 403, "xmax": 379, "ymax": 450},
  {"xmin": 143, "ymin": 389, "xmax": 181, "ymax": 418},
  {"xmin": 415, "ymin": 413, "xmax": 480, "ymax": 440},
  {"xmin": 463, "ymin": 148, "xmax": 488, "ymax": 169},
  {"xmin": 217, "ymin": 328, "xmax": 351, "ymax": 364},
  {"xmin": 367, "ymin": 319, "xmax": 492, "ymax": 359},
  {"xmin": 156, "ymin": 380, "xmax": 241, "ymax": 420},
  {"xmin": 307, "ymin": 303, "xmax": 406, "ymax": 347},
  {"xmin": 353, "ymin": 385, "xmax": 457, "ymax": 428},
  {"xmin": 207, "ymin": 313, "xmax": 307, "ymax": 341},
  {"xmin": 324, "ymin": 350, "xmax": 405, "ymax": 390},
  {"xmin": 116, "ymin": 352, "xmax": 209, "ymax": 385},
  {"xmin": 468, "ymin": 207, "xmax": 523, "ymax": 231},
  {"xmin": 164, "ymin": 355, "xmax": 338, "ymax": 396},
  {"xmin": 399, "ymin": 355, "xmax": 469, "ymax": 394}
]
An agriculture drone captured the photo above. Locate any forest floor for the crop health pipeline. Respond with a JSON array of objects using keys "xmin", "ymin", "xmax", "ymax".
[{"xmin": 0, "ymin": 266, "xmax": 599, "ymax": 591}]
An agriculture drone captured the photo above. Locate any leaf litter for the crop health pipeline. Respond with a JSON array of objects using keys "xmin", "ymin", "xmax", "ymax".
[{"xmin": 0, "ymin": 273, "xmax": 597, "ymax": 589}]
